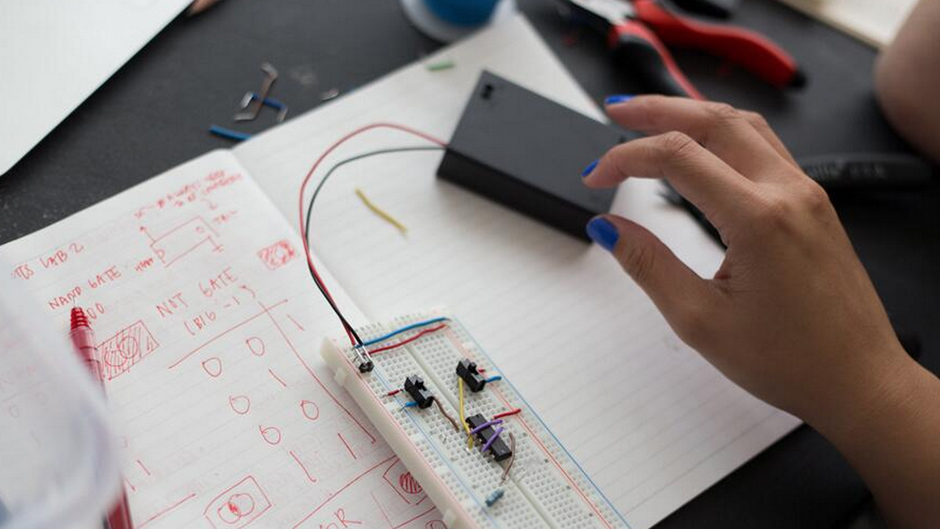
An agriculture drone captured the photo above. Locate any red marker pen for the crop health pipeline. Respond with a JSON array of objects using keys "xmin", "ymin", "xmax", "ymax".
[
  {"xmin": 69, "ymin": 307, "xmax": 104, "ymax": 382},
  {"xmin": 69, "ymin": 307, "xmax": 134, "ymax": 529}
]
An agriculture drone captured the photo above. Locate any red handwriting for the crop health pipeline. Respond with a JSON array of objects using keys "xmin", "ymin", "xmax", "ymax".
[
  {"xmin": 300, "ymin": 400, "xmax": 320, "ymax": 421},
  {"xmin": 268, "ymin": 369, "xmax": 287, "ymax": 388},
  {"xmin": 205, "ymin": 170, "xmax": 243, "ymax": 194},
  {"xmin": 289, "ymin": 456, "xmax": 396, "ymax": 529},
  {"xmin": 371, "ymin": 491, "xmax": 437, "ymax": 529},
  {"xmin": 287, "ymin": 314, "xmax": 305, "ymax": 331},
  {"xmin": 203, "ymin": 476, "xmax": 271, "ymax": 529},
  {"xmin": 156, "ymin": 292, "xmax": 189, "ymax": 318},
  {"xmin": 85, "ymin": 302, "xmax": 106, "ymax": 322},
  {"xmin": 259, "ymin": 425, "xmax": 282, "ymax": 445},
  {"xmin": 39, "ymin": 242, "xmax": 85, "ymax": 269},
  {"xmin": 198, "ymin": 267, "xmax": 239, "ymax": 298},
  {"xmin": 398, "ymin": 473, "xmax": 422, "ymax": 496},
  {"xmin": 230, "ymin": 395, "xmax": 251, "ymax": 415},
  {"xmin": 240, "ymin": 284, "xmax": 257, "ymax": 301},
  {"xmin": 318, "ymin": 508, "xmax": 362, "ymax": 529},
  {"xmin": 337, "ymin": 433, "xmax": 357, "ymax": 460},
  {"xmin": 166, "ymin": 300, "xmax": 288, "ymax": 369},
  {"xmin": 257, "ymin": 240, "xmax": 297, "ymax": 271},
  {"xmin": 137, "ymin": 492, "xmax": 197, "ymax": 529},
  {"xmin": 146, "ymin": 217, "xmax": 222, "ymax": 268},
  {"xmin": 381, "ymin": 458, "xmax": 426, "ymax": 507},
  {"xmin": 202, "ymin": 357, "xmax": 223, "ymax": 378},
  {"xmin": 134, "ymin": 170, "xmax": 243, "ymax": 220},
  {"xmin": 87, "ymin": 265, "xmax": 122, "ymax": 289},
  {"xmin": 246, "ymin": 337, "xmax": 265, "ymax": 357},
  {"xmin": 47, "ymin": 285, "xmax": 82, "ymax": 311},
  {"xmin": 222, "ymin": 284, "xmax": 258, "ymax": 310},
  {"xmin": 289, "ymin": 450, "xmax": 317, "ymax": 483},
  {"xmin": 183, "ymin": 310, "xmax": 218, "ymax": 337},
  {"xmin": 11, "ymin": 242, "xmax": 85, "ymax": 281},
  {"xmin": 164, "ymin": 300, "xmax": 376, "ymax": 444},
  {"xmin": 99, "ymin": 320, "xmax": 160, "ymax": 381},
  {"xmin": 12, "ymin": 263, "xmax": 34, "ymax": 281},
  {"xmin": 136, "ymin": 459, "xmax": 152, "ymax": 476},
  {"xmin": 134, "ymin": 257, "xmax": 156, "ymax": 273},
  {"xmin": 212, "ymin": 210, "xmax": 239, "ymax": 226},
  {"xmin": 220, "ymin": 494, "xmax": 256, "ymax": 524}
]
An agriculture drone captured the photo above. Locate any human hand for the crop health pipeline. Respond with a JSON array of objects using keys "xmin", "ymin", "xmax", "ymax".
[{"xmin": 581, "ymin": 95, "xmax": 913, "ymax": 429}]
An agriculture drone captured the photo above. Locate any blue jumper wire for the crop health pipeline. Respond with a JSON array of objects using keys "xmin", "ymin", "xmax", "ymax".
[{"xmin": 357, "ymin": 317, "xmax": 450, "ymax": 348}]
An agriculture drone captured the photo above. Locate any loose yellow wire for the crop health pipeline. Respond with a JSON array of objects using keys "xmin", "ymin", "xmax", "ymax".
[
  {"xmin": 355, "ymin": 188, "xmax": 408, "ymax": 235},
  {"xmin": 458, "ymin": 378, "xmax": 473, "ymax": 448}
]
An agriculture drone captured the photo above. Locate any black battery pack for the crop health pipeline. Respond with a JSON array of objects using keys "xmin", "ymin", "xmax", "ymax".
[{"xmin": 437, "ymin": 71, "xmax": 633, "ymax": 241}]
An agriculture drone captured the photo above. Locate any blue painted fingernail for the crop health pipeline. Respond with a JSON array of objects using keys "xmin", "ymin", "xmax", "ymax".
[
  {"xmin": 586, "ymin": 217, "xmax": 619, "ymax": 251},
  {"xmin": 604, "ymin": 94, "xmax": 634, "ymax": 105},
  {"xmin": 581, "ymin": 159, "xmax": 599, "ymax": 177}
]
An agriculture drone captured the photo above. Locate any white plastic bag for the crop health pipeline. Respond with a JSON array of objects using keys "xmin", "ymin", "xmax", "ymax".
[{"xmin": 0, "ymin": 267, "xmax": 120, "ymax": 529}]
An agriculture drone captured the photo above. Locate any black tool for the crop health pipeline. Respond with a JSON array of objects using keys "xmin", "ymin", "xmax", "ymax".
[
  {"xmin": 559, "ymin": 0, "xmax": 804, "ymax": 99},
  {"xmin": 798, "ymin": 153, "xmax": 933, "ymax": 191},
  {"xmin": 663, "ymin": 153, "xmax": 936, "ymax": 246},
  {"xmin": 670, "ymin": 0, "xmax": 740, "ymax": 19}
]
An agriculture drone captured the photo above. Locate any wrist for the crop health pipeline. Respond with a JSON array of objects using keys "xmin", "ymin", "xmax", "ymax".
[
  {"xmin": 810, "ymin": 344, "xmax": 932, "ymax": 452},
  {"xmin": 807, "ymin": 346, "xmax": 940, "ymax": 528}
]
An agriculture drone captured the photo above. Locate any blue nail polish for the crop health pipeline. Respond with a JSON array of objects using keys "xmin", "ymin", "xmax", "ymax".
[
  {"xmin": 586, "ymin": 217, "xmax": 619, "ymax": 252},
  {"xmin": 581, "ymin": 159, "xmax": 599, "ymax": 177},
  {"xmin": 604, "ymin": 94, "xmax": 634, "ymax": 105}
]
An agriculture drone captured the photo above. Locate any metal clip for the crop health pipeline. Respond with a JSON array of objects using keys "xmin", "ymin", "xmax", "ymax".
[{"xmin": 234, "ymin": 63, "xmax": 278, "ymax": 122}]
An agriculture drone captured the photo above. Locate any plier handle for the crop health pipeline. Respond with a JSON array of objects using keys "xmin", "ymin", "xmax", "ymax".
[{"xmin": 563, "ymin": 0, "xmax": 805, "ymax": 99}]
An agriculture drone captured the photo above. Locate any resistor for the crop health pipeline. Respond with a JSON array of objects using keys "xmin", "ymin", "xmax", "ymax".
[{"xmin": 485, "ymin": 488, "xmax": 504, "ymax": 508}]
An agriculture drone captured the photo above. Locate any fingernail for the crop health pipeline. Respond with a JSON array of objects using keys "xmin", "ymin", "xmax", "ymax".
[
  {"xmin": 586, "ymin": 217, "xmax": 619, "ymax": 251},
  {"xmin": 604, "ymin": 94, "xmax": 634, "ymax": 105},
  {"xmin": 581, "ymin": 159, "xmax": 599, "ymax": 177}
]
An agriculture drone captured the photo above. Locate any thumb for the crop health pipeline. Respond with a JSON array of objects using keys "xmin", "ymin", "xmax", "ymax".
[{"xmin": 586, "ymin": 215, "xmax": 717, "ymax": 339}]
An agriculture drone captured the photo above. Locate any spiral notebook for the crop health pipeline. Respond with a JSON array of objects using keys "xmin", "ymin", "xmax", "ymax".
[{"xmin": 0, "ymin": 14, "xmax": 799, "ymax": 529}]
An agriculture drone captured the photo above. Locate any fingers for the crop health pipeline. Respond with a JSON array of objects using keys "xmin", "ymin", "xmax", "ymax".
[
  {"xmin": 586, "ymin": 215, "xmax": 720, "ymax": 346},
  {"xmin": 605, "ymin": 96, "xmax": 798, "ymax": 177},
  {"xmin": 583, "ymin": 132, "xmax": 758, "ymax": 230}
]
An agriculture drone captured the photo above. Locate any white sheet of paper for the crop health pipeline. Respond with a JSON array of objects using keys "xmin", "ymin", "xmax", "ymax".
[
  {"xmin": 1, "ymin": 13, "xmax": 800, "ymax": 529},
  {"xmin": 0, "ymin": 151, "xmax": 443, "ymax": 528},
  {"xmin": 234, "ymin": 14, "xmax": 801, "ymax": 529},
  {"xmin": 774, "ymin": 0, "xmax": 916, "ymax": 48},
  {"xmin": 0, "ymin": 0, "xmax": 191, "ymax": 176}
]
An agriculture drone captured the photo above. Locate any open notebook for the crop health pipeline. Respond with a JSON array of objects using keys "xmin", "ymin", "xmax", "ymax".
[{"xmin": 0, "ymin": 14, "xmax": 798, "ymax": 529}]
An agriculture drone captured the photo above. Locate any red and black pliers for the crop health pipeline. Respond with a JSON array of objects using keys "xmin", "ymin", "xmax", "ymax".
[{"xmin": 560, "ymin": 0, "xmax": 805, "ymax": 99}]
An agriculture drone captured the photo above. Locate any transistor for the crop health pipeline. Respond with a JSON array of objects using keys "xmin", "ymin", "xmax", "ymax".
[
  {"xmin": 404, "ymin": 375, "xmax": 435, "ymax": 409},
  {"xmin": 456, "ymin": 359, "xmax": 486, "ymax": 392},
  {"xmin": 466, "ymin": 414, "xmax": 512, "ymax": 461}
]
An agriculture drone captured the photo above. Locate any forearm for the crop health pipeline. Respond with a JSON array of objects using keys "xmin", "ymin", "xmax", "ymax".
[{"xmin": 813, "ymin": 351, "xmax": 940, "ymax": 529}]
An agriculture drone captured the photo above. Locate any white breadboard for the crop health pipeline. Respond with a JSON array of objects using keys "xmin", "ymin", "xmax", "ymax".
[{"xmin": 321, "ymin": 310, "xmax": 630, "ymax": 529}]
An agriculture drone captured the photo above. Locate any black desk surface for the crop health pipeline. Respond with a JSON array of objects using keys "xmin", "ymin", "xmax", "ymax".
[{"xmin": 1, "ymin": 0, "xmax": 937, "ymax": 527}]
